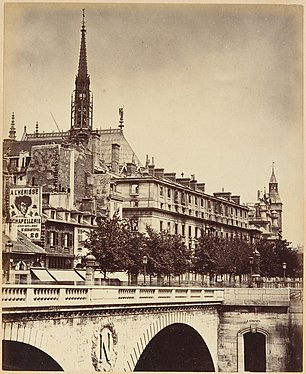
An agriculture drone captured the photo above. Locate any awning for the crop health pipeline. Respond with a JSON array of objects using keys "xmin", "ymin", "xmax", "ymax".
[
  {"xmin": 31, "ymin": 268, "xmax": 56, "ymax": 282},
  {"xmin": 106, "ymin": 272, "xmax": 128, "ymax": 282},
  {"xmin": 48, "ymin": 270, "xmax": 85, "ymax": 283}
]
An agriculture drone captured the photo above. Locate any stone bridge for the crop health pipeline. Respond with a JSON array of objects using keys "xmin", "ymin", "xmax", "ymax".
[{"xmin": 2, "ymin": 285, "xmax": 303, "ymax": 372}]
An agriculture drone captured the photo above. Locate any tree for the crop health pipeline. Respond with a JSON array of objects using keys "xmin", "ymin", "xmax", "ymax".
[
  {"xmin": 145, "ymin": 226, "xmax": 191, "ymax": 284},
  {"xmin": 193, "ymin": 233, "xmax": 253, "ymax": 284},
  {"xmin": 84, "ymin": 214, "xmax": 128, "ymax": 277},
  {"xmin": 145, "ymin": 226, "xmax": 172, "ymax": 279},
  {"xmin": 192, "ymin": 233, "xmax": 218, "ymax": 281},
  {"xmin": 123, "ymin": 221, "xmax": 146, "ymax": 284},
  {"xmin": 255, "ymin": 238, "xmax": 302, "ymax": 277}
]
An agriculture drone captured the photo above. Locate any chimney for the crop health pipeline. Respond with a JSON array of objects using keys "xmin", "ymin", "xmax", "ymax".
[
  {"xmin": 176, "ymin": 178, "xmax": 190, "ymax": 188},
  {"xmin": 190, "ymin": 174, "xmax": 197, "ymax": 190},
  {"xmin": 231, "ymin": 195, "xmax": 240, "ymax": 205},
  {"xmin": 164, "ymin": 173, "xmax": 176, "ymax": 183},
  {"xmin": 91, "ymin": 131, "xmax": 101, "ymax": 169},
  {"xmin": 127, "ymin": 162, "xmax": 137, "ymax": 176},
  {"xmin": 197, "ymin": 183, "xmax": 205, "ymax": 192},
  {"xmin": 148, "ymin": 164, "xmax": 155, "ymax": 176},
  {"xmin": 111, "ymin": 144, "xmax": 120, "ymax": 174},
  {"xmin": 145, "ymin": 155, "xmax": 150, "ymax": 168},
  {"xmin": 154, "ymin": 168, "xmax": 164, "ymax": 179}
]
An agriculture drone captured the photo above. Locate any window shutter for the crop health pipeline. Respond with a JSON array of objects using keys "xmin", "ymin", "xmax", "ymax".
[{"xmin": 69, "ymin": 233, "xmax": 73, "ymax": 247}]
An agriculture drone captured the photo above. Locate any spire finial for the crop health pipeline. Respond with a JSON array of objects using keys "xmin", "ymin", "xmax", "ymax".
[
  {"xmin": 82, "ymin": 8, "xmax": 85, "ymax": 29},
  {"xmin": 9, "ymin": 112, "xmax": 16, "ymax": 140},
  {"xmin": 35, "ymin": 121, "xmax": 39, "ymax": 134},
  {"xmin": 119, "ymin": 107, "xmax": 124, "ymax": 130},
  {"xmin": 269, "ymin": 162, "xmax": 278, "ymax": 185},
  {"xmin": 77, "ymin": 9, "xmax": 88, "ymax": 79}
]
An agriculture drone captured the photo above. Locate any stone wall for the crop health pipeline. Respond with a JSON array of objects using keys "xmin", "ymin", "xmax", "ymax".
[
  {"xmin": 73, "ymin": 148, "xmax": 93, "ymax": 208},
  {"xmin": 26, "ymin": 145, "xmax": 61, "ymax": 191},
  {"xmin": 218, "ymin": 288, "xmax": 293, "ymax": 372}
]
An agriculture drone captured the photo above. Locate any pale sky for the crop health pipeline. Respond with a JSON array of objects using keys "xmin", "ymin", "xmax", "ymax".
[{"xmin": 3, "ymin": 3, "xmax": 304, "ymax": 246}]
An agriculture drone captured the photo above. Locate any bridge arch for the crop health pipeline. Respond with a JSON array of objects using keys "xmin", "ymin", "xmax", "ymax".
[
  {"xmin": 237, "ymin": 327, "xmax": 270, "ymax": 372},
  {"xmin": 2, "ymin": 340, "xmax": 63, "ymax": 371},
  {"xmin": 125, "ymin": 310, "xmax": 217, "ymax": 371},
  {"xmin": 2, "ymin": 322, "xmax": 67, "ymax": 371}
]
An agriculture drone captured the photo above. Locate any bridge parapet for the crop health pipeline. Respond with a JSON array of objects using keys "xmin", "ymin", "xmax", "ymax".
[
  {"xmin": 2, "ymin": 285, "xmax": 224, "ymax": 311},
  {"xmin": 223, "ymin": 288, "xmax": 290, "ymax": 306}
]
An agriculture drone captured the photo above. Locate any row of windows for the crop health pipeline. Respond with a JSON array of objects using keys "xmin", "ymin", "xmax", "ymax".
[
  {"xmin": 158, "ymin": 185, "xmax": 247, "ymax": 218},
  {"xmin": 159, "ymin": 202, "xmax": 248, "ymax": 223},
  {"xmin": 49, "ymin": 210, "xmax": 95, "ymax": 225},
  {"xmin": 160, "ymin": 221, "xmax": 202, "ymax": 237},
  {"xmin": 48, "ymin": 257, "xmax": 72, "ymax": 269},
  {"xmin": 159, "ymin": 221, "xmax": 249, "ymax": 239},
  {"xmin": 9, "ymin": 156, "xmax": 31, "ymax": 170},
  {"xmin": 46, "ymin": 231, "xmax": 73, "ymax": 248},
  {"xmin": 129, "ymin": 183, "xmax": 248, "ymax": 219}
]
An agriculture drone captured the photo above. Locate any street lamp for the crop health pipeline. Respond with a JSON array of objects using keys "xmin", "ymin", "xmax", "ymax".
[
  {"xmin": 249, "ymin": 256, "xmax": 254, "ymax": 288},
  {"xmin": 254, "ymin": 250, "xmax": 261, "ymax": 275},
  {"xmin": 142, "ymin": 255, "xmax": 148, "ymax": 286},
  {"xmin": 282, "ymin": 262, "xmax": 287, "ymax": 287},
  {"xmin": 5, "ymin": 241, "xmax": 13, "ymax": 284}
]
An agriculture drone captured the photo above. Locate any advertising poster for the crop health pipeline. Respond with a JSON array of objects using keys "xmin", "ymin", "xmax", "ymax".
[{"xmin": 9, "ymin": 187, "xmax": 42, "ymax": 240}]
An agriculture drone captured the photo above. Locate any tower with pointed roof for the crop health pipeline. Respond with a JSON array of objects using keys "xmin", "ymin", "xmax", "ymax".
[
  {"xmin": 268, "ymin": 162, "xmax": 282, "ymax": 235},
  {"xmin": 70, "ymin": 9, "xmax": 93, "ymax": 145}
]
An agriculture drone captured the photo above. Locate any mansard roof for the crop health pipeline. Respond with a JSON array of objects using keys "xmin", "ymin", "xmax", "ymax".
[
  {"xmin": 3, "ymin": 139, "xmax": 52, "ymax": 157},
  {"xmin": 97, "ymin": 128, "xmax": 142, "ymax": 167}
]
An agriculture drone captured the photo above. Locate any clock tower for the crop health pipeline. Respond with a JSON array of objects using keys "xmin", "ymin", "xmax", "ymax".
[{"xmin": 70, "ymin": 9, "xmax": 93, "ymax": 145}]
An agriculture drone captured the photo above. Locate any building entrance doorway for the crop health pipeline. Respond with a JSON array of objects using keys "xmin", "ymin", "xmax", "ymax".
[{"xmin": 244, "ymin": 332, "xmax": 266, "ymax": 372}]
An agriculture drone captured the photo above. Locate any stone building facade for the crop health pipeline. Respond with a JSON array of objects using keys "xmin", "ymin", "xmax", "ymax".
[
  {"xmin": 113, "ymin": 161, "xmax": 260, "ymax": 247},
  {"xmin": 248, "ymin": 163, "xmax": 283, "ymax": 239}
]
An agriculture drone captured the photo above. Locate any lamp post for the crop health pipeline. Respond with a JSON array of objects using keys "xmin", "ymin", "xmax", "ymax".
[
  {"xmin": 254, "ymin": 250, "xmax": 260, "ymax": 274},
  {"xmin": 253, "ymin": 249, "xmax": 261, "ymax": 287},
  {"xmin": 282, "ymin": 262, "xmax": 287, "ymax": 287},
  {"xmin": 249, "ymin": 256, "xmax": 254, "ymax": 288},
  {"xmin": 142, "ymin": 255, "xmax": 147, "ymax": 286},
  {"xmin": 5, "ymin": 241, "xmax": 13, "ymax": 284}
]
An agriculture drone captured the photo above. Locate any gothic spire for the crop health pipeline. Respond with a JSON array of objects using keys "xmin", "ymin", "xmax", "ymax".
[
  {"xmin": 77, "ymin": 9, "xmax": 88, "ymax": 80},
  {"xmin": 70, "ymin": 9, "xmax": 93, "ymax": 144},
  {"xmin": 269, "ymin": 162, "xmax": 278, "ymax": 184},
  {"xmin": 269, "ymin": 162, "xmax": 280, "ymax": 197},
  {"xmin": 9, "ymin": 112, "xmax": 16, "ymax": 140}
]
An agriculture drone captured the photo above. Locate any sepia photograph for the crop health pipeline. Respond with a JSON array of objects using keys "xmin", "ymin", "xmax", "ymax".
[{"xmin": 2, "ymin": 2, "xmax": 303, "ymax": 372}]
